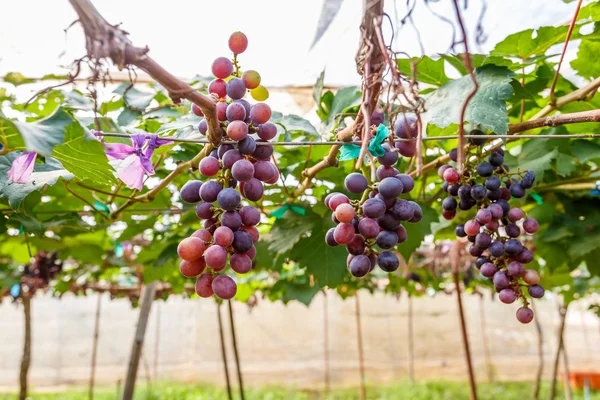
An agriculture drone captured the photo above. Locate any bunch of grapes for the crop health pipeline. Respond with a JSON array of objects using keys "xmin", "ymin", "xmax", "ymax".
[
  {"xmin": 177, "ymin": 32, "xmax": 277, "ymax": 300},
  {"xmin": 439, "ymin": 130, "xmax": 543, "ymax": 323},
  {"xmin": 325, "ymin": 129, "xmax": 421, "ymax": 277}
]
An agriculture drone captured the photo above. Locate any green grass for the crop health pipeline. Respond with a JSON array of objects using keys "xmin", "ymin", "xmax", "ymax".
[{"xmin": 1, "ymin": 380, "xmax": 598, "ymax": 399}]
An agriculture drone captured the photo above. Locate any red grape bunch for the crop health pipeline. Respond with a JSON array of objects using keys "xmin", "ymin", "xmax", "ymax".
[
  {"xmin": 439, "ymin": 130, "xmax": 542, "ymax": 323},
  {"xmin": 325, "ymin": 129, "xmax": 421, "ymax": 277},
  {"xmin": 177, "ymin": 32, "xmax": 278, "ymax": 300}
]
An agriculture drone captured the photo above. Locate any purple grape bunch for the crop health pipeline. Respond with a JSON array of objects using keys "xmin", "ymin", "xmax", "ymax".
[
  {"xmin": 440, "ymin": 130, "xmax": 543, "ymax": 323},
  {"xmin": 324, "ymin": 145, "xmax": 421, "ymax": 277},
  {"xmin": 176, "ymin": 32, "xmax": 277, "ymax": 300}
]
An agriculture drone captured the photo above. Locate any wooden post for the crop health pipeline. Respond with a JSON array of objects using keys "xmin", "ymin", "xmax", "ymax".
[
  {"xmin": 153, "ymin": 302, "xmax": 160, "ymax": 382},
  {"xmin": 407, "ymin": 295, "xmax": 415, "ymax": 384},
  {"xmin": 561, "ymin": 306, "xmax": 573, "ymax": 400},
  {"xmin": 227, "ymin": 300, "xmax": 245, "ymax": 400},
  {"xmin": 19, "ymin": 292, "xmax": 32, "ymax": 400},
  {"xmin": 531, "ymin": 301, "xmax": 544, "ymax": 400},
  {"xmin": 453, "ymin": 272, "xmax": 477, "ymax": 400},
  {"xmin": 355, "ymin": 293, "xmax": 367, "ymax": 400},
  {"xmin": 217, "ymin": 302, "xmax": 233, "ymax": 400},
  {"xmin": 323, "ymin": 291, "xmax": 331, "ymax": 392},
  {"xmin": 550, "ymin": 302, "xmax": 568, "ymax": 400},
  {"xmin": 89, "ymin": 293, "xmax": 102, "ymax": 400},
  {"xmin": 122, "ymin": 282, "xmax": 157, "ymax": 400}
]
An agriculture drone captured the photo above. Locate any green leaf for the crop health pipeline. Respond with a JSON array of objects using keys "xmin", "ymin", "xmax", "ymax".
[
  {"xmin": 492, "ymin": 25, "xmax": 572, "ymax": 59},
  {"xmin": 0, "ymin": 153, "xmax": 74, "ymax": 208},
  {"xmin": 326, "ymin": 87, "xmax": 361, "ymax": 126},
  {"xmin": 313, "ymin": 70, "xmax": 326, "ymax": 104},
  {"xmin": 571, "ymin": 140, "xmax": 600, "ymax": 163},
  {"xmin": 441, "ymin": 54, "xmax": 513, "ymax": 75},
  {"xmin": 570, "ymin": 39, "xmax": 600, "ymax": 80},
  {"xmin": 555, "ymin": 153, "xmax": 577, "ymax": 177},
  {"xmin": 52, "ymin": 122, "xmax": 117, "ymax": 185},
  {"xmin": 425, "ymin": 65, "xmax": 515, "ymax": 134},
  {"xmin": 266, "ymin": 211, "xmax": 315, "ymax": 255},
  {"xmin": 398, "ymin": 203, "xmax": 437, "ymax": 261},
  {"xmin": 290, "ymin": 216, "xmax": 347, "ymax": 288},
  {"xmin": 397, "ymin": 56, "xmax": 450, "ymax": 86},
  {"xmin": 279, "ymin": 115, "xmax": 319, "ymax": 137}
]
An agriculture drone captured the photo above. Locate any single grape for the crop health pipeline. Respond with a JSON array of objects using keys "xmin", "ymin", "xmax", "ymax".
[
  {"xmin": 252, "ymin": 140, "xmax": 274, "ymax": 160},
  {"xmin": 475, "ymin": 209, "xmax": 492, "ymax": 224},
  {"xmin": 231, "ymin": 253, "xmax": 253, "ymax": 274},
  {"xmin": 516, "ymin": 307, "xmax": 534, "ymax": 324},
  {"xmin": 326, "ymin": 228, "xmax": 338, "ymax": 246},
  {"xmin": 177, "ymin": 237, "xmax": 206, "ymax": 261},
  {"xmin": 510, "ymin": 183, "xmax": 525, "ymax": 198},
  {"xmin": 523, "ymin": 269, "xmax": 540, "ymax": 285},
  {"xmin": 378, "ymin": 177, "xmax": 404, "ymax": 198},
  {"xmin": 257, "ymin": 122, "xmax": 277, "ymax": 141},
  {"xmin": 488, "ymin": 204, "xmax": 503, "ymax": 220},
  {"xmin": 485, "ymin": 176, "xmax": 501, "ymax": 191},
  {"xmin": 496, "ymin": 199, "xmax": 511, "ymax": 215},
  {"xmin": 346, "ymin": 235, "xmax": 366, "ymax": 256},
  {"xmin": 226, "ymin": 102, "xmax": 246, "ymax": 122},
  {"xmin": 349, "ymin": 255, "xmax": 371, "ymax": 277},
  {"xmin": 250, "ymin": 103, "xmax": 271, "ymax": 124},
  {"xmin": 371, "ymin": 107, "xmax": 384, "ymax": 126},
  {"xmin": 396, "ymin": 141, "xmax": 416, "ymax": 157},
  {"xmin": 241, "ymin": 225, "xmax": 259, "ymax": 243},
  {"xmin": 391, "ymin": 199, "xmax": 414, "ymax": 221},
  {"xmin": 523, "ymin": 218, "xmax": 539, "ymax": 234},
  {"xmin": 458, "ymin": 185, "xmax": 472, "ymax": 200},
  {"xmin": 195, "ymin": 202, "xmax": 214, "ymax": 219},
  {"xmin": 216, "ymin": 102, "xmax": 228, "ymax": 121},
  {"xmin": 464, "ymin": 220, "xmax": 481, "ymax": 236},
  {"xmin": 209, "ymin": 79, "xmax": 227, "ymax": 98},
  {"xmin": 521, "ymin": 171, "xmax": 535, "ymax": 189},
  {"xmin": 231, "ymin": 159, "xmax": 255, "ymax": 182},
  {"xmin": 221, "ymin": 211, "xmax": 242, "ymax": 231},
  {"xmin": 480, "ymin": 263, "xmax": 497, "ymax": 278},
  {"xmin": 507, "ymin": 261, "xmax": 525, "ymax": 277},
  {"xmin": 214, "ymin": 226, "xmax": 234, "ymax": 247},
  {"xmin": 377, "ymin": 251, "xmax": 400, "ymax": 272},
  {"xmin": 358, "ymin": 218, "xmax": 380, "ymax": 239},
  {"xmin": 204, "ymin": 217, "xmax": 219, "ymax": 232},
  {"xmin": 499, "ymin": 288, "xmax": 517, "ymax": 304},
  {"xmin": 227, "ymin": 120, "xmax": 248, "ymax": 141},
  {"xmin": 376, "ymin": 230, "xmax": 398, "ymax": 249},
  {"xmin": 253, "ymin": 161, "xmax": 275, "ymax": 182},
  {"xmin": 376, "ymin": 166, "xmax": 399, "ymax": 180},
  {"xmin": 438, "ymin": 164, "xmax": 451, "ymax": 178},
  {"xmin": 329, "ymin": 194, "xmax": 350, "ymax": 211},
  {"xmin": 492, "ymin": 271, "xmax": 510, "ymax": 290},
  {"xmin": 345, "ymin": 173, "xmax": 369, "ymax": 193},
  {"xmin": 191, "ymin": 228, "xmax": 213, "ymax": 242},
  {"xmin": 226, "ymin": 78, "xmax": 245, "ymax": 100},
  {"xmin": 489, "ymin": 152, "xmax": 504, "ymax": 167},
  {"xmin": 504, "ymin": 239, "xmax": 524, "ymax": 256},
  {"xmin": 394, "ymin": 116, "xmax": 417, "ymax": 138},
  {"xmin": 528, "ymin": 284, "xmax": 545, "ymax": 299},
  {"xmin": 377, "ymin": 144, "xmax": 399, "ymax": 166},
  {"xmin": 212, "ymin": 275, "xmax": 237, "ymax": 300},
  {"xmin": 192, "ymin": 103, "xmax": 204, "ymax": 116},
  {"xmin": 222, "ymin": 149, "xmax": 243, "ymax": 170},
  {"xmin": 232, "ymin": 230, "xmax": 253, "ymax": 253},
  {"xmin": 469, "ymin": 245, "xmax": 484, "ymax": 257},
  {"xmin": 180, "ymin": 259, "xmax": 206, "ymax": 278},
  {"xmin": 334, "ymin": 223, "xmax": 356, "ymax": 244},
  {"xmin": 335, "ymin": 203, "xmax": 356, "ymax": 223},
  {"xmin": 408, "ymin": 202, "xmax": 423, "ymax": 223},
  {"xmin": 217, "ymin": 188, "xmax": 241, "ymax": 211},
  {"xmin": 212, "ymin": 57, "xmax": 233, "ymax": 79},
  {"xmin": 516, "ymin": 249, "xmax": 534, "ymax": 264},
  {"xmin": 455, "ymin": 225, "xmax": 467, "ymax": 238},
  {"xmin": 378, "ymin": 211, "xmax": 401, "ymax": 230},
  {"xmin": 448, "ymin": 184, "xmax": 460, "ymax": 196},
  {"xmin": 195, "ymin": 273, "xmax": 214, "ymax": 297},
  {"xmin": 242, "ymin": 70, "xmax": 261, "ymax": 89},
  {"xmin": 229, "ymin": 31, "xmax": 248, "ymax": 54},
  {"xmin": 449, "ymin": 148, "xmax": 458, "ymax": 162},
  {"xmin": 396, "ymin": 224, "xmax": 407, "ymax": 243},
  {"xmin": 442, "ymin": 197, "xmax": 457, "ymax": 211},
  {"xmin": 443, "ymin": 167, "xmax": 460, "ymax": 184},
  {"xmin": 508, "ymin": 208, "xmax": 524, "ymax": 222},
  {"xmin": 239, "ymin": 206, "xmax": 260, "ymax": 226},
  {"xmin": 238, "ymin": 136, "xmax": 257, "ymax": 155},
  {"xmin": 266, "ymin": 168, "xmax": 280, "ymax": 185},
  {"xmin": 476, "ymin": 162, "xmax": 494, "ymax": 177},
  {"xmin": 471, "ymin": 185, "xmax": 487, "ymax": 200},
  {"xmin": 180, "ymin": 180, "xmax": 203, "ymax": 203},
  {"xmin": 488, "ymin": 241, "xmax": 505, "ymax": 258},
  {"xmin": 505, "ymin": 223, "xmax": 521, "ymax": 238},
  {"xmin": 198, "ymin": 120, "xmax": 208, "ymax": 135},
  {"xmin": 242, "ymin": 178, "xmax": 264, "ymax": 201},
  {"xmin": 250, "ymin": 85, "xmax": 269, "ymax": 101},
  {"xmin": 396, "ymin": 174, "xmax": 414, "ymax": 193},
  {"xmin": 468, "ymin": 129, "xmax": 486, "ymax": 146},
  {"xmin": 199, "ymin": 157, "xmax": 221, "ymax": 177},
  {"xmin": 475, "ymin": 232, "xmax": 492, "ymax": 249},
  {"xmin": 245, "ymin": 246, "xmax": 257, "ymax": 260},
  {"xmin": 199, "ymin": 181, "xmax": 223, "ymax": 203},
  {"xmin": 204, "ymin": 245, "xmax": 228, "ymax": 269}
]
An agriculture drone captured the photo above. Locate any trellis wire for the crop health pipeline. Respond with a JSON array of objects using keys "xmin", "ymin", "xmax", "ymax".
[{"xmin": 96, "ymin": 132, "xmax": 600, "ymax": 146}]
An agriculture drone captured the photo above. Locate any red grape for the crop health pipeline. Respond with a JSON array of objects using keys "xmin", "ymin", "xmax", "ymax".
[
  {"xmin": 209, "ymin": 79, "xmax": 227, "ymax": 99},
  {"xmin": 177, "ymin": 237, "xmax": 206, "ymax": 261},
  {"xmin": 242, "ymin": 70, "xmax": 261, "ymax": 89},
  {"xmin": 229, "ymin": 31, "xmax": 248, "ymax": 54},
  {"xmin": 212, "ymin": 57, "xmax": 233, "ymax": 79},
  {"xmin": 195, "ymin": 273, "xmax": 214, "ymax": 297}
]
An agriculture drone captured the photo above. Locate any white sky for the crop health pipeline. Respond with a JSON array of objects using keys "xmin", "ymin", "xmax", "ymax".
[{"xmin": 0, "ymin": 0, "xmax": 578, "ymax": 88}]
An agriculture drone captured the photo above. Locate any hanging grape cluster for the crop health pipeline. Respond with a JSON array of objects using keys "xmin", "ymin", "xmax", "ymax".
[
  {"xmin": 21, "ymin": 251, "xmax": 63, "ymax": 294},
  {"xmin": 439, "ymin": 131, "xmax": 543, "ymax": 323},
  {"xmin": 177, "ymin": 32, "xmax": 277, "ymax": 300},
  {"xmin": 325, "ymin": 117, "xmax": 422, "ymax": 278}
]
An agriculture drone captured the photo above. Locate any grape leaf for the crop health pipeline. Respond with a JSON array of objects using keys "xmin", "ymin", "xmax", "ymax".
[
  {"xmin": 397, "ymin": 56, "xmax": 450, "ymax": 86},
  {"xmin": 290, "ymin": 216, "xmax": 347, "ymax": 288},
  {"xmin": 12, "ymin": 107, "xmax": 73, "ymax": 157},
  {"xmin": 570, "ymin": 39, "xmax": 600, "ymax": 80},
  {"xmin": 279, "ymin": 115, "xmax": 319, "ymax": 138},
  {"xmin": 266, "ymin": 211, "xmax": 315, "ymax": 255},
  {"xmin": 326, "ymin": 86, "xmax": 361, "ymax": 126},
  {"xmin": 0, "ymin": 153, "xmax": 73, "ymax": 208},
  {"xmin": 52, "ymin": 122, "xmax": 117, "ymax": 185},
  {"xmin": 425, "ymin": 65, "xmax": 515, "ymax": 134},
  {"xmin": 491, "ymin": 25, "xmax": 572, "ymax": 59},
  {"xmin": 441, "ymin": 54, "xmax": 514, "ymax": 76}
]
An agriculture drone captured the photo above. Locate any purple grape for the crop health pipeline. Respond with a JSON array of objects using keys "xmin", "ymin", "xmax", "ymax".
[
  {"xmin": 455, "ymin": 225, "xmax": 467, "ymax": 238},
  {"xmin": 449, "ymin": 148, "xmax": 458, "ymax": 162},
  {"xmin": 212, "ymin": 275, "xmax": 237, "ymax": 300},
  {"xmin": 238, "ymin": 136, "xmax": 256, "ymax": 155},
  {"xmin": 378, "ymin": 177, "xmax": 404, "ymax": 198},
  {"xmin": 375, "ymin": 193, "xmax": 395, "ymax": 209},
  {"xmin": 516, "ymin": 249, "xmax": 534, "ymax": 264},
  {"xmin": 226, "ymin": 102, "xmax": 246, "ymax": 121},
  {"xmin": 492, "ymin": 271, "xmax": 510, "ymax": 290},
  {"xmin": 528, "ymin": 284, "xmax": 545, "ymax": 298},
  {"xmin": 349, "ymin": 255, "xmax": 371, "ymax": 277},
  {"xmin": 326, "ymin": 228, "xmax": 338, "ymax": 246},
  {"xmin": 510, "ymin": 183, "xmax": 525, "ymax": 198},
  {"xmin": 204, "ymin": 217, "xmax": 219, "ymax": 231},
  {"xmin": 505, "ymin": 223, "xmax": 521, "ymax": 238},
  {"xmin": 442, "ymin": 197, "xmax": 457, "ymax": 211},
  {"xmin": 204, "ymin": 245, "xmax": 227, "ymax": 269},
  {"xmin": 217, "ymin": 144, "xmax": 234, "ymax": 159},
  {"xmin": 257, "ymin": 122, "xmax": 277, "ymax": 140},
  {"xmin": 226, "ymin": 78, "xmax": 246, "ymax": 100},
  {"xmin": 521, "ymin": 171, "xmax": 535, "ymax": 189},
  {"xmin": 505, "ymin": 239, "xmax": 523, "ymax": 256},
  {"xmin": 198, "ymin": 120, "xmax": 208, "ymax": 135},
  {"xmin": 395, "ymin": 174, "xmax": 414, "ymax": 193},
  {"xmin": 377, "ymin": 251, "xmax": 400, "ymax": 272},
  {"xmin": 496, "ymin": 199, "xmax": 510, "ymax": 216},
  {"xmin": 231, "ymin": 159, "xmax": 255, "ymax": 182},
  {"xmin": 376, "ymin": 230, "xmax": 398, "ymax": 249},
  {"xmin": 396, "ymin": 141, "xmax": 416, "ymax": 157},
  {"xmin": 252, "ymin": 141, "xmax": 274, "ymax": 160},
  {"xmin": 470, "ymin": 245, "xmax": 484, "ymax": 257},
  {"xmin": 240, "ymin": 206, "xmax": 260, "ymax": 226},
  {"xmin": 180, "ymin": 180, "xmax": 203, "ymax": 203},
  {"xmin": 480, "ymin": 262, "xmax": 497, "ymax": 278},
  {"xmin": 199, "ymin": 181, "xmax": 222, "ymax": 203},
  {"xmin": 507, "ymin": 261, "xmax": 524, "ymax": 277},
  {"xmin": 378, "ymin": 211, "xmax": 401, "ymax": 230},
  {"xmin": 217, "ymin": 188, "xmax": 241, "ymax": 211},
  {"xmin": 476, "ymin": 209, "xmax": 492, "ymax": 224},
  {"xmin": 489, "ymin": 152, "xmax": 504, "ymax": 167},
  {"xmin": 232, "ymin": 230, "xmax": 253, "ymax": 253},
  {"xmin": 408, "ymin": 202, "xmax": 422, "ymax": 223},
  {"xmin": 195, "ymin": 202, "xmax": 214, "ymax": 219},
  {"xmin": 396, "ymin": 224, "xmax": 407, "ymax": 243},
  {"xmin": 235, "ymin": 99, "xmax": 252, "ymax": 118},
  {"xmin": 254, "ymin": 161, "xmax": 275, "ymax": 182},
  {"xmin": 476, "ymin": 162, "xmax": 494, "ymax": 177},
  {"xmin": 488, "ymin": 204, "xmax": 503, "ymax": 220},
  {"xmin": 221, "ymin": 210, "xmax": 242, "ymax": 231},
  {"xmin": 209, "ymin": 149, "xmax": 219, "ymax": 159},
  {"xmin": 485, "ymin": 176, "xmax": 501, "ymax": 191},
  {"xmin": 346, "ymin": 235, "xmax": 366, "ymax": 256},
  {"xmin": 230, "ymin": 253, "xmax": 252, "ymax": 274},
  {"xmin": 242, "ymin": 178, "xmax": 264, "ymax": 201},
  {"xmin": 362, "ymin": 198, "xmax": 387, "ymax": 219},
  {"xmin": 499, "ymin": 288, "xmax": 517, "ymax": 304},
  {"xmin": 371, "ymin": 108, "xmax": 384, "ymax": 126},
  {"xmin": 468, "ymin": 129, "xmax": 486, "ymax": 146},
  {"xmin": 222, "ymin": 150, "xmax": 243, "ymax": 170},
  {"xmin": 199, "ymin": 157, "xmax": 221, "ymax": 177},
  {"xmin": 358, "ymin": 218, "xmax": 380, "ymax": 238},
  {"xmin": 523, "ymin": 218, "xmax": 539, "ymax": 234},
  {"xmin": 475, "ymin": 232, "xmax": 492, "ymax": 249},
  {"xmin": 394, "ymin": 116, "xmax": 417, "ymax": 138},
  {"xmin": 376, "ymin": 166, "xmax": 399, "ymax": 181},
  {"xmin": 470, "ymin": 185, "xmax": 487, "ymax": 200},
  {"xmin": 508, "ymin": 208, "xmax": 524, "ymax": 222},
  {"xmin": 516, "ymin": 307, "xmax": 534, "ymax": 324},
  {"xmin": 377, "ymin": 144, "xmax": 399, "ymax": 166},
  {"xmin": 345, "ymin": 173, "xmax": 369, "ymax": 194},
  {"xmin": 448, "ymin": 184, "xmax": 460, "ymax": 196},
  {"xmin": 391, "ymin": 199, "xmax": 414, "ymax": 221},
  {"xmin": 488, "ymin": 241, "xmax": 505, "ymax": 258}
]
